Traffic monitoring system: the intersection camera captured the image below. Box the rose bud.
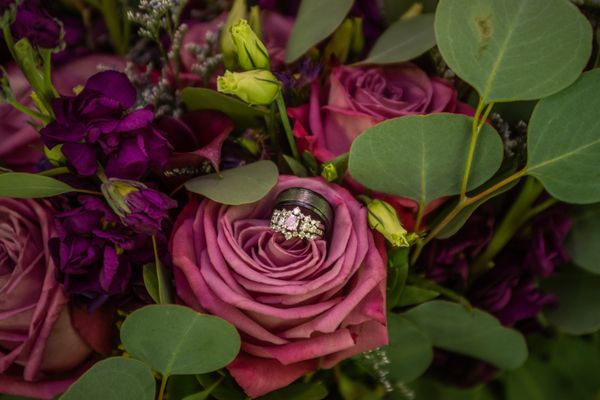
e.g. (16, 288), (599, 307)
(231, 19), (271, 70)
(217, 69), (280, 105)
(362, 197), (415, 247)
(101, 178), (177, 235)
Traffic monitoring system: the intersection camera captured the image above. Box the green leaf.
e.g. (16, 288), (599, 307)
(382, 0), (439, 24)
(142, 263), (159, 304)
(435, 0), (592, 103)
(181, 87), (268, 127)
(185, 161), (279, 205)
(151, 237), (173, 304)
(337, 373), (379, 400)
(258, 381), (328, 400)
(283, 154), (309, 177)
(542, 267), (600, 335)
(348, 114), (503, 205)
(285, 0), (355, 63)
(385, 314), (433, 383)
(567, 204), (600, 274)
(526, 70), (600, 204)
(120, 305), (241, 376)
(387, 247), (410, 310)
(196, 373), (246, 400)
(0, 173), (75, 198)
(397, 285), (440, 307)
(167, 375), (203, 400)
(359, 14), (436, 65)
(504, 358), (576, 400)
(60, 357), (155, 400)
(410, 378), (494, 400)
(404, 301), (528, 369)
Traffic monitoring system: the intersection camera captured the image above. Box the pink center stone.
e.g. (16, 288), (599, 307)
(284, 215), (299, 230)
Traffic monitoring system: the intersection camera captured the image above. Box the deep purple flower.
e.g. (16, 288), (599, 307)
(51, 196), (154, 307)
(9, 0), (62, 49)
(101, 178), (177, 235)
(40, 70), (172, 179)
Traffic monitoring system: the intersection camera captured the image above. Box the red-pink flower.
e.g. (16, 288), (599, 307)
(0, 199), (102, 399)
(171, 176), (387, 398)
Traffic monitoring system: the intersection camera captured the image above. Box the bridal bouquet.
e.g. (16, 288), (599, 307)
(1, 0), (599, 399)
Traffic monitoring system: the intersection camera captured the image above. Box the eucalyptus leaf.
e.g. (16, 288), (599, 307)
(410, 378), (494, 400)
(142, 263), (159, 304)
(504, 358), (576, 400)
(387, 247), (410, 310)
(382, 0), (439, 25)
(348, 114), (503, 205)
(185, 161), (279, 205)
(526, 70), (600, 204)
(542, 267), (600, 335)
(60, 357), (155, 400)
(285, 0), (354, 63)
(385, 314), (433, 383)
(397, 285), (440, 307)
(181, 87), (267, 127)
(435, 0), (592, 103)
(567, 204), (600, 274)
(167, 375), (203, 400)
(0, 173), (75, 198)
(359, 14), (435, 65)
(404, 301), (528, 369)
(258, 381), (328, 400)
(120, 305), (241, 376)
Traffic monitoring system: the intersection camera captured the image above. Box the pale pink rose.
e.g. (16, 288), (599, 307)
(171, 176), (388, 398)
(0, 199), (93, 399)
(0, 54), (125, 172)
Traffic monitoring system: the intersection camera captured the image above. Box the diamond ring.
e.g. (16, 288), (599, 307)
(270, 188), (333, 240)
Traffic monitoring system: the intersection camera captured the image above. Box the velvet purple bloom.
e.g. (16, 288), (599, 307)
(9, 0), (62, 49)
(51, 196), (154, 306)
(40, 71), (171, 179)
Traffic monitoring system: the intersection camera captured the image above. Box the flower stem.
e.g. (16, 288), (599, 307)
(158, 374), (169, 400)
(470, 177), (544, 279)
(275, 93), (300, 160)
(7, 99), (52, 124)
(38, 166), (69, 177)
(2, 24), (17, 61)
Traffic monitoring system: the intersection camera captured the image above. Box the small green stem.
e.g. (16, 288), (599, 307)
(75, 189), (103, 196)
(158, 374), (169, 400)
(38, 166), (69, 177)
(470, 177), (544, 279)
(275, 93), (299, 160)
(2, 24), (17, 61)
(414, 200), (426, 234)
(522, 197), (557, 221)
(460, 100), (494, 199)
(7, 100), (52, 124)
(100, 0), (126, 55)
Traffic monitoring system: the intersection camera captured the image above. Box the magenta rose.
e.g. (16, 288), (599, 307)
(0, 54), (125, 172)
(171, 176), (388, 398)
(291, 63), (472, 162)
(0, 199), (96, 399)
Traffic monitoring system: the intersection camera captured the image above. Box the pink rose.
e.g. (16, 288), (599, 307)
(0, 199), (95, 399)
(171, 176), (388, 398)
(0, 54), (125, 172)
(291, 63), (472, 161)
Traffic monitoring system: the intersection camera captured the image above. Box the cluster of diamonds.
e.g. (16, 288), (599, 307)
(270, 207), (324, 240)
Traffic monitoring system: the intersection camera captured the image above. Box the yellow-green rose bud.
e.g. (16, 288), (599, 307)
(321, 163), (338, 182)
(44, 145), (66, 167)
(220, 0), (247, 70)
(365, 198), (413, 247)
(230, 19), (270, 70)
(217, 70), (280, 106)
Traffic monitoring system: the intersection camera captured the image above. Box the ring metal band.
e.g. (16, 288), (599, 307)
(275, 188), (333, 229)
(270, 188), (333, 240)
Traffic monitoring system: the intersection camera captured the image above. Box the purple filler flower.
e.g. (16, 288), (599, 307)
(101, 178), (177, 235)
(40, 70), (171, 179)
(51, 196), (153, 306)
(10, 0), (62, 49)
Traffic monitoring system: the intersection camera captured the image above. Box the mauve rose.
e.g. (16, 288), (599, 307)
(0, 199), (93, 399)
(171, 176), (388, 398)
(291, 63), (472, 162)
(0, 55), (125, 172)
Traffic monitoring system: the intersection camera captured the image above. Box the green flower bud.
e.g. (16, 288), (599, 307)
(230, 19), (270, 70)
(217, 70), (280, 106)
(44, 144), (66, 167)
(220, 0), (247, 70)
(364, 198), (414, 247)
(321, 163), (338, 182)
(101, 178), (140, 218)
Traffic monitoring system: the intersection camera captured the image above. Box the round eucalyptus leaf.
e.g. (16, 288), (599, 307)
(404, 301), (528, 369)
(348, 114), (503, 205)
(60, 357), (155, 400)
(385, 314), (433, 383)
(567, 204), (600, 274)
(185, 161), (279, 205)
(526, 70), (600, 204)
(542, 267), (600, 335)
(120, 305), (241, 376)
(435, 0), (592, 103)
